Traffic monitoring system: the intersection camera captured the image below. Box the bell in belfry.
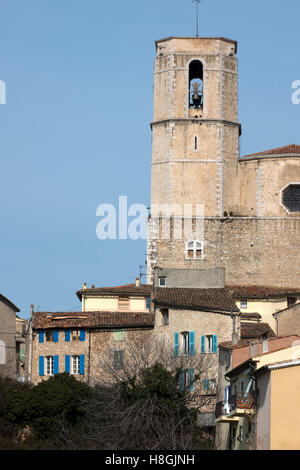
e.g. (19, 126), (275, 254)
(192, 81), (202, 108)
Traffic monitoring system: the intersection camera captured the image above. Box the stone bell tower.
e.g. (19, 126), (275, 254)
(147, 36), (241, 280)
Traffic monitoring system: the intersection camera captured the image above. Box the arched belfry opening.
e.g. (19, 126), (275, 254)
(189, 60), (203, 109)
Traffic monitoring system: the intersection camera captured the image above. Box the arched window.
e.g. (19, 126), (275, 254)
(189, 60), (203, 109)
(186, 241), (204, 260)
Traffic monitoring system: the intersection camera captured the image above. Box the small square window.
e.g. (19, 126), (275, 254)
(161, 309), (169, 326)
(71, 330), (80, 341)
(45, 331), (53, 342)
(159, 277), (166, 287)
(240, 300), (247, 309)
(119, 297), (130, 310)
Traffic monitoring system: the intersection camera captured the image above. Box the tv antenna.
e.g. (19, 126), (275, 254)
(193, 0), (204, 37)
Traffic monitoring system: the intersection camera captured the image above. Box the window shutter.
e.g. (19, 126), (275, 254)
(53, 355), (59, 375)
(65, 330), (70, 342)
(201, 335), (205, 353)
(174, 332), (180, 356)
(65, 355), (70, 373)
(80, 330), (86, 342)
(179, 371), (184, 391)
(189, 369), (194, 392)
(79, 354), (85, 375)
(39, 331), (44, 343)
(53, 331), (59, 343)
(213, 335), (218, 353)
(189, 331), (195, 356)
(204, 379), (210, 391)
(39, 356), (44, 376)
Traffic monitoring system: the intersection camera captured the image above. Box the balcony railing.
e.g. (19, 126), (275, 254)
(215, 392), (256, 419)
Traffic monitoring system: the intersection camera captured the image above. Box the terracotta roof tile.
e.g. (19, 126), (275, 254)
(33, 311), (154, 330)
(153, 287), (239, 313)
(241, 144), (300, 159)
(76, 284), (152, 300)
(241, 322), (276, 340)
(226, 285), (300, 299)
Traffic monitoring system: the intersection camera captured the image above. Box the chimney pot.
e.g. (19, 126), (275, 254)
(136, 277), (140, 287)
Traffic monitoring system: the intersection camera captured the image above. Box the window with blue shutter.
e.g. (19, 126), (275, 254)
(65, 355), (70, 373)
(189, 331), (195, 356)
(53, 331), (59, 343)
(80, 330), (85, 342)
(189, 369), (194, 392)
(39, 356), (44, 376)
(203, 379), (210, 391)
(201, 335), (205, 353)
(53, 355), (59, 375)
(79, 354), (84, 375)
(174, 332), (179, 356)
(213, 335), (218, 353)
(179, 371), (185, 391)
(65, 330), (70, 342)
(39, 331), (44, 343)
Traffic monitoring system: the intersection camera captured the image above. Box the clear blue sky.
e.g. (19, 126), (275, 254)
(0, 0), (299, 318)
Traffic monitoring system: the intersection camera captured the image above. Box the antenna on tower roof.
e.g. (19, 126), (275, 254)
(193, 0), (204, 37)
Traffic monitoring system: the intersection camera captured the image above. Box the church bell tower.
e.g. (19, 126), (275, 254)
(147, 36), (241, 280)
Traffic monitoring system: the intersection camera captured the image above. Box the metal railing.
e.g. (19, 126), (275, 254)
(215, 392), (256, 418)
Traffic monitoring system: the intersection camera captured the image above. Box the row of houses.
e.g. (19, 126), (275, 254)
(1, 267), (300, 447)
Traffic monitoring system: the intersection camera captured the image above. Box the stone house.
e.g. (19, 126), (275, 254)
(0, 292), (20, 379)
(273, 302), (300, 336)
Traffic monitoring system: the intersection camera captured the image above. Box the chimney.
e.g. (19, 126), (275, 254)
(231, 313), (238, 345)
(83, 283), (87, 290)
(136, 277), (140, 287)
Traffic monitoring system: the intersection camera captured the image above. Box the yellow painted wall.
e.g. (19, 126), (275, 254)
(237, 299), (288, 332)
(255, 344), (300, 367)
(82, 296), (147, 312)
(270, 366), (300, 450)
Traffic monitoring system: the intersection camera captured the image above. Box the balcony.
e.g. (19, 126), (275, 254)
(215, 393), (256, 423)
(228, 392), (256, 416)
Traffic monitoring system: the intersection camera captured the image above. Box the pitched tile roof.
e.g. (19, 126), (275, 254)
(226, 285), (300, 299)
(240, 312), (262, 321)
(152, 287), (239, 313)
(33, 311), (154, 330)
(241, 144), (300, 159)
(241, 322), (276, 340)
(76, 284), (152, 300)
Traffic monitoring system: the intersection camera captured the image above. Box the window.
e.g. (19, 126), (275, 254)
(71, 355), (80, 375)
(240, 300), (247, 309)
(240, 380), (244, 397)
(113, 330), (126, 342)
(45, 356), (54, 376)
(189, 60), (203, 109)
(118, 297), (130, 310)
(113, 350), (124, 370)
(71, 330), (80, 341)
(45, 331), (53, 342)
(186, 241), (203, 260)
(174, 331), (195, 356)
(158, 276), (166, 287)
(288, 296), (297, 307)
(161, 308), (169, 326)
(282, 184), (300, 212)
(203, 378), (210, 391)
(194, 136), (198, 150)
(179, 369), (194, 391)
(201, 335), (218, 354)
(182, 332), (190, 355)
(146, 297), (151, 310)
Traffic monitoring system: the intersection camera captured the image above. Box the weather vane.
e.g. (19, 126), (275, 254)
(193, 0), (204, 37)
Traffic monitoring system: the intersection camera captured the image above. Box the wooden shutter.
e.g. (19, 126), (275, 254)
(39, 356), (44, 376)
(65, 355), (70, 373)
(53, 355), (59, 375)
(213, 335), (218, 353)
(80, 330), (86, 342)
(65, 330), (70, 342)
(174, 332), (180, 356)
(189, 331), (195, 356)
(53, 331), (59, 343)
(39, 331), (44, 343)
(201, 335), (205, 353)
(79, 354), (85, 375)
